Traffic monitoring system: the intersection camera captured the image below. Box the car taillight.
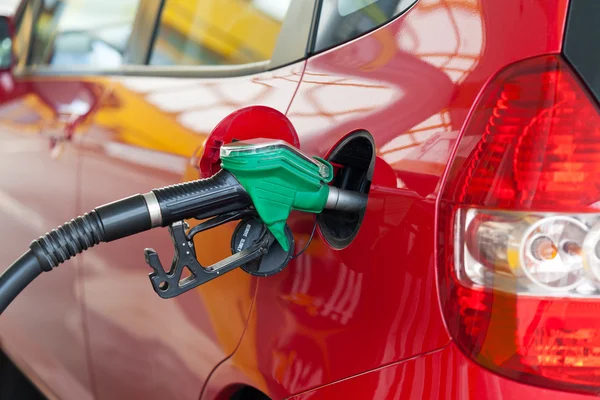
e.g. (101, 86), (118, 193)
(438, 55), (600, 394)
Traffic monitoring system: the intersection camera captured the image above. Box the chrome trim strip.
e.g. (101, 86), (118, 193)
(16, 60), (271, 78)
(270, 0), (317, 67)
(143, 191), (162, 228)
(16, 0), (314, 78)
(125, 0), (164, 65)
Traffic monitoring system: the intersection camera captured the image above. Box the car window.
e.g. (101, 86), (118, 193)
(313, 0), (416, 54)
(0, 18), (11, 69)
(149, 0), (292, 66)
(29, 0), (141, 68)
(13, 1), (34, 68)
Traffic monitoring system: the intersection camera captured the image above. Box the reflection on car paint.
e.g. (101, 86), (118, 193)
(76, 63), (304, 400)
(0, 0), (575, 398)
(203, 0), (572, 398)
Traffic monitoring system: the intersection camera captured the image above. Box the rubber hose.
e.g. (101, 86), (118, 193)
(0, 251), (42, 313)
(29, 212), (105, 271)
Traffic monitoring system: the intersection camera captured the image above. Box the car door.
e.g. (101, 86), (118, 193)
(75, 1), (315, 399)
(0, 1), (123, 399)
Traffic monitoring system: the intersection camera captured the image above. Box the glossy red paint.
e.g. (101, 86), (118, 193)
(204, 0), (572, 398)
(0, 79), (105, 400)
(199, 105), (300, 178)
(0, 0), (587, 399)
(76, 63), (304, 400)
(287, 343), (595, 400)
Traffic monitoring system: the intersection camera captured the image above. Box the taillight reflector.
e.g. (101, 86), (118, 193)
(439, 55), (600, 394)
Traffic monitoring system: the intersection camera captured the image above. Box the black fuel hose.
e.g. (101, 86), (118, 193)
(0, 170), (251, 314)
(0, 251), (43, 312)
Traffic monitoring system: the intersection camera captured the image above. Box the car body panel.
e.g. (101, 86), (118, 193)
(287, 343), (595, 400)
(0, 0), (583, 399)
(0, 77), (106, 400)
(75, 62), (304, 400)
(202, 0), (570, 398)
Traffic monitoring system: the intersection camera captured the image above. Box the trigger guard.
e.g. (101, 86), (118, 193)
(145, 219), (274, 298)
(231, 217), (294, 277)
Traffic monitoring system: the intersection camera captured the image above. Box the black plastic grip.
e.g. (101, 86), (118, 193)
(29, 211), (105, 271)
(95, 194), (152, 242)
(153, 170), (251, 226)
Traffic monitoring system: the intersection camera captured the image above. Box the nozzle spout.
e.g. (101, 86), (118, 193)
(325, 187), (368, 213)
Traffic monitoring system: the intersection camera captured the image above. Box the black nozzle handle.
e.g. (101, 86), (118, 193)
(96, 169), (251, 243)
(151, 169), (252, 227)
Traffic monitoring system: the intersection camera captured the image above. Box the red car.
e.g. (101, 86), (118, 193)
(0, 0), (598, 399)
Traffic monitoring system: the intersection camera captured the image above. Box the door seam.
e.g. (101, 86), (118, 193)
(283, 341), (452, 399)
(76, 83), (118, 400)
(284, 60), (308, 117)
(198, 280), (260, 400)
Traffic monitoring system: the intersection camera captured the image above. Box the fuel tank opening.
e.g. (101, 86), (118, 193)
(318, 131), (375, 249)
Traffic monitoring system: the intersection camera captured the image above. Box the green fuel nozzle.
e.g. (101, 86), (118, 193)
(221, 139), (334, 251)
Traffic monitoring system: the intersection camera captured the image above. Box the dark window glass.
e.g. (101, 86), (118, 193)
(0, 19), (11, 69)
(149, 0), (292, 66)
(313, 0), (416, 53)
(29, 0), (141, 68)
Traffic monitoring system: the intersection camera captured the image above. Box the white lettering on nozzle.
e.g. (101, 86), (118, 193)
(236, 223), (253, 252)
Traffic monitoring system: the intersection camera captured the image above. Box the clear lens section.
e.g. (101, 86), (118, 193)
(583, 221), (600, 286)
(459, 208), (600, 295)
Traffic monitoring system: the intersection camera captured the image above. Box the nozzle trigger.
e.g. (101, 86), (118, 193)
(144, 215), (273, 298)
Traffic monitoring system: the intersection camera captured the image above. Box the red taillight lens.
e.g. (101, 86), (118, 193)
(439, 55), (600, 394)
